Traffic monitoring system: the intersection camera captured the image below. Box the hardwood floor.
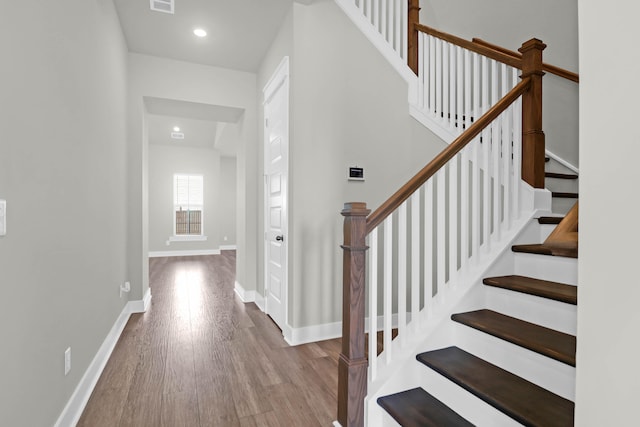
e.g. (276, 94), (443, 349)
(79, 252), (341, 426)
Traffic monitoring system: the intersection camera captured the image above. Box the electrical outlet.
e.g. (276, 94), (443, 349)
(64, 347), (71, 376)
(224, 236), (228, 241)
(0, 199), (6, 236)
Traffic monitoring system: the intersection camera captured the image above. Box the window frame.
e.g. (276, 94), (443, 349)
(170, 173), (206, 241)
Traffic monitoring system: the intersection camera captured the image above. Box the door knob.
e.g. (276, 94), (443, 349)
(275, 235), (284, 242)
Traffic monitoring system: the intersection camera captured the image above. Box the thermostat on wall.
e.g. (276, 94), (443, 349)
(348, 166), (364, 181)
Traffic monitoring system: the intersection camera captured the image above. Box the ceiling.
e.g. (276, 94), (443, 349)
(145, 97), (243, 156)
(113, 0), (295, 72)
(115, 0), (306, 157)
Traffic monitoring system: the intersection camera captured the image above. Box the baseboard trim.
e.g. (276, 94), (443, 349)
(219, 245), (237, 250)
(254, 292), (266, 312)
(127, 288), (152, 313)
(284, 322), (342, 346)
(283, 313), (411, 347)
(148, 249), (221, 258)
(234, 281), (256, 303)
(54, 292), (151, 427)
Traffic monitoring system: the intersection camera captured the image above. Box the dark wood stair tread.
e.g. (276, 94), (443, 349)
(552, 192), (579, 199)
(538, 216), (564, 224)
(512, 243), (578, 258)
(451, 309), (576, 366)
(377, 388), (473, 427)
(417, 347), (574, 426)
(483, 275), (577, 305)
(545, 172), (578, 180)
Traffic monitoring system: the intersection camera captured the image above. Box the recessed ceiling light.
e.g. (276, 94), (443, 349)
(173, 126), (180, 132)
(193, 28), (207, 38)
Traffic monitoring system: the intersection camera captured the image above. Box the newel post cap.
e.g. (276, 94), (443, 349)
(519, 38), (547, 54)
(342, 202), (370, 217)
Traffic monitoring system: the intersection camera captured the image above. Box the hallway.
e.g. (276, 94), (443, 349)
(78, 252), (340, 426)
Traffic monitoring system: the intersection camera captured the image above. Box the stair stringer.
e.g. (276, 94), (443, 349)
(364, 212), (554, 427)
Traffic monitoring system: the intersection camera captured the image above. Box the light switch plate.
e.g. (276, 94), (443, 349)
(0, 200), (5, 236)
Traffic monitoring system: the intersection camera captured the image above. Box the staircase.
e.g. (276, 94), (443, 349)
(334, 2), (579, 426)
(374, 154), (579, 427)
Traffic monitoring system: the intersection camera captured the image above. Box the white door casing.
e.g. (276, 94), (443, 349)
(263, 57), (289, 333)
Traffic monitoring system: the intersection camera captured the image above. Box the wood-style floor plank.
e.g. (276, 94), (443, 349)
(78, 252), (340, 426)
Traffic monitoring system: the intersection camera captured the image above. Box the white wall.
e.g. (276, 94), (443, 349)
(127, 54), (257, 299)
(575, 1), (640, 424)
(257, 0), (445, 330)
(422, 0), (580, 167)
(148, 144), (236, 253)
(0, 0), (129, 425)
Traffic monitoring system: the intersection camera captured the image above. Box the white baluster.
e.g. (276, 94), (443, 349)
(472, 52), (481, 260)
(424, 179), (434, 317)
(368, 227), (378, 380)
(411, 192), (420, 329)
(372, 0), (379, 30)
(398, 202), (407, 347)
(464, 49), (471, 131)
(383, 216), (393, 364)
(460, 145), (470, 270)
(449, 43), (457, 130)
(449, 155), (458, 284)
(401, 0), (408, 60)
(366, 0), (373, 23)
(435, 38), (442, 120)
(482, 56), (491, 252)
(457, 46), (464, 135)
(429, 36), (436, 115)
(443, 42), (449, 125)
(395, 0), (401, 55)
(418, 33), (425, 111)
(501, 64), (512, 230)
(513, 95), (522, 220)
(358, 0), (364, 13)
(381, 0), (388, 42)
(492, 59), (501, 242)
(437, 168), (446, 297)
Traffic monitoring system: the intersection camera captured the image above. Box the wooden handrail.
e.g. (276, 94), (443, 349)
(366, 76), (532, 233)
(472, 38), (579, 83)
(414, 23), (523, 69)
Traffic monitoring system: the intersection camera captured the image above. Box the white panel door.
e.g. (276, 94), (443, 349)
(263, 58), (289, 333)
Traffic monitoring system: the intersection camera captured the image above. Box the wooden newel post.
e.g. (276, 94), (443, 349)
(519, 38), (547, 188)
(338, 202), (370, 427)
(407, 0), (421, 75)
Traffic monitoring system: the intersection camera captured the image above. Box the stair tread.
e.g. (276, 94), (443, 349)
(417, 347), (574, 427)
(452, 309), (576, 366)
(545, 172), (578, 180)
(483, 275), (577, 305)
(512, 243), (578, 259)
(377, 388), (474, 427)
(538, 216), (564, 224)
(552, 191), (579, 199)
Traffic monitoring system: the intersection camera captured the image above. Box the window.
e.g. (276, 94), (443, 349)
(173, 174), (203, 236)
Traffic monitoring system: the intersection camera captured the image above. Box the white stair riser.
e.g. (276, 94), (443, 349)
(452, 322), (576, 400)
(484, 285), (577, 335)
(514, 252), (578, 285)
(552, 197), (578, 215)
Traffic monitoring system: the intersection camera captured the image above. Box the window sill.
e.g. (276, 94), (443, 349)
(169, 235), (207, 242)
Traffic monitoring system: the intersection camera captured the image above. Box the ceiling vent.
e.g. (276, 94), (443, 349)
(150, 0), (174, 14)
(171, 132), (184, 140)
